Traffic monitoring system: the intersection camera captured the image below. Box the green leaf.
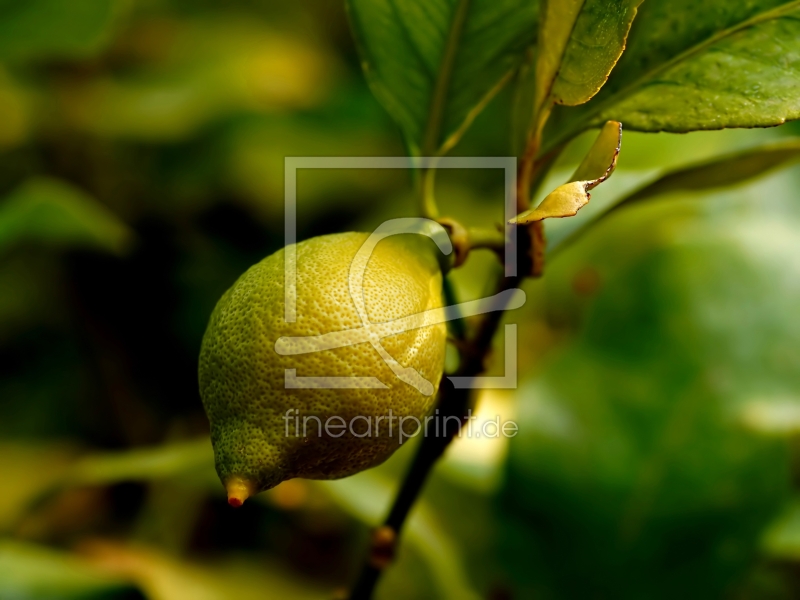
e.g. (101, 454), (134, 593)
(510, 120), (621, 223)
(0, 442), (78, 531)
(0, 0), (126, 61)
(0, 541), (138, 599)
(347, 0), (539, 155)
(620, 139), (800, 205)
(552, 138), (800, 255)
(545, 0), (800, 150)
(67, 438), (215, 486)
(0, 177), (134, 256)
(535, 0), (643, 112)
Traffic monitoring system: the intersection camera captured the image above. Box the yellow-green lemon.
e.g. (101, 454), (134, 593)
(199, 232), (446, 505)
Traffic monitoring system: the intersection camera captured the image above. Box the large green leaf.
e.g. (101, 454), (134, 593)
(544, 0), (800, 151)
(0, 0), (125, 61)
(500, 207), (799, 597)
(0, 177), (134, 256)
(534, 0), (642, 111)
(347, 0), (539, 155)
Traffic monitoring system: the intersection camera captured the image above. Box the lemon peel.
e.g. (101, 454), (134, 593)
(199, 232), (446, 503)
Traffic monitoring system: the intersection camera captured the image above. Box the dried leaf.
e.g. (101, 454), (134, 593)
(511, 121), (621, 224)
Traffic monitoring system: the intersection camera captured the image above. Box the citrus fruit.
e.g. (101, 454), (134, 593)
(199, 232), (446, 505)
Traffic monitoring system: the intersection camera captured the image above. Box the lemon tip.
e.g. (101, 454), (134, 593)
(225, 476), (256, 508)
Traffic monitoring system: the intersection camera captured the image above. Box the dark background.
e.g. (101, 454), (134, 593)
(2, 1), (800, 598)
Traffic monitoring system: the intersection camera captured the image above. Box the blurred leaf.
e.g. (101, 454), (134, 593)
(0, 443), (79, 532)
(60, 18), (338, 141)
(618, 139), (800, 205)
(501, 208), (799, 598)
(534, 0), (642, 110)
(511, 121), (621, 223)
(347, 0), (539, 155)
(545, 0), (800, 151)
(80, 540), (324, 600)
(0, 540), (139, 599)
(0, 177), (134, 256)
(553, 138), (800, 255)
(762, 499), (800, 561)
(66, 438), (216, 487)
(0, 0), (126, 61)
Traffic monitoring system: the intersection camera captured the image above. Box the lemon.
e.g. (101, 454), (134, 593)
(199, 232), (446, 505)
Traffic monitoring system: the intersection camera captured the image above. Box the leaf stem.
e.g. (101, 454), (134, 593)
(421, 0), (471, 157)
(466, 226), (506, 254)
(419, 168), (440, 219)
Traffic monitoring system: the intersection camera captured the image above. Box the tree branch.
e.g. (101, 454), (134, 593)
(347, 110), (547, 598)
(346, 271), (523, 600)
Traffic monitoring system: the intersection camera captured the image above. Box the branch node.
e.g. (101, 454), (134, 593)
(368, 526), (397, 570)
(437, 217), (469, 268)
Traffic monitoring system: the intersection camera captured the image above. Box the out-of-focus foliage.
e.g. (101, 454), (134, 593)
(3, 0), (800, 599)
(502, 199), (800, 598)
(0, 540), (139, 599)
(0, 0), (125, 61)
(0, 177), (134, 256)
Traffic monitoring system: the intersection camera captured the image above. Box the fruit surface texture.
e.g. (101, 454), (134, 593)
(199, 232), (446, 503)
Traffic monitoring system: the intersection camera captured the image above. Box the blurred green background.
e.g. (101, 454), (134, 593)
(3, 1), (800, 599)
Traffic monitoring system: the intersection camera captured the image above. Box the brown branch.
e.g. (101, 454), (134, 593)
(346, 273), (525, 600)
(346, 113), (547, 599)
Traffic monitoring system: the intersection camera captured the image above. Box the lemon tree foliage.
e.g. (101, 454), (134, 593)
(544, 0), (800, 151)
(346, 0), (539, 155)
